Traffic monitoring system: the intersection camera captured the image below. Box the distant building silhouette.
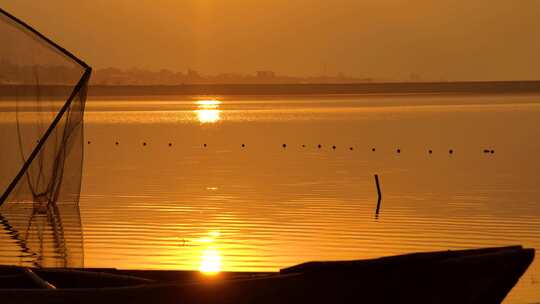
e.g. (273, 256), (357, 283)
(84, 67), (382, 85)
(256, 71), (276, 80)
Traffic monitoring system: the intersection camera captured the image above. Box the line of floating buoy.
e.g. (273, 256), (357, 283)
(86, 141), (497, 155)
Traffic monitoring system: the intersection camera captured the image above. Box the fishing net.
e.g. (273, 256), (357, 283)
(0, 8), (90, 268)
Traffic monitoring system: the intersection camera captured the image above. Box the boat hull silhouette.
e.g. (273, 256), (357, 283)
(0, 246), (534, 304)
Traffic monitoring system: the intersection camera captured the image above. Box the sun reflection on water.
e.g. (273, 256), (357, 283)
(196, 100), (221, 107)
(195, 100), (222, 124)
(196, 109), (221, 123)
(200, 248), (222, 275)
(198, 230), (222, 275)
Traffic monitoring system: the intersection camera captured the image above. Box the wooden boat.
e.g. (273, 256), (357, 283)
(0, 245), (534, 304)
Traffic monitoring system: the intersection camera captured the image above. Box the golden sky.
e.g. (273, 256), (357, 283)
(2, 0), (539, 80)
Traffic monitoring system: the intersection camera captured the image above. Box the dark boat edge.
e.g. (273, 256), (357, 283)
(281, 244), (533, 273)
(0, 245), (535, 304)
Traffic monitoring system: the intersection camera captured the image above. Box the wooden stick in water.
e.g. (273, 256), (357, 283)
(375, 174), (382, 216)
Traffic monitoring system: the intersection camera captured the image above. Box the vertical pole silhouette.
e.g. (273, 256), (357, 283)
(375, 174), (382, 216)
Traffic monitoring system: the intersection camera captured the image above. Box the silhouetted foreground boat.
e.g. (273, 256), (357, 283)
(0, 245), (534, 304)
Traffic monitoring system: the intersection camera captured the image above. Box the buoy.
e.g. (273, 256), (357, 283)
(372, 148), (376, 152)
(332, 145), (336, 150)
(302, 144), (306, 148)
(397, 149), (401, 154)
(143, 142), (147, 146)
(349, 147), (353, 151)
(115, 142), (119, 145)
(429, 150), (433, 154)
(87, 141), (91, 145)
(241, 144), (245, 148)
(449, 149), (453, 154)
(491, 150), (495, 154)
(282, 144), (287, 148)
(203, 144), (207, 148)
(318, 144), (322, 149)
(169, 143), (172, 147)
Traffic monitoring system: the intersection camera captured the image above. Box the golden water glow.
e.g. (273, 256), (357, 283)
(195, 99), (221, 123)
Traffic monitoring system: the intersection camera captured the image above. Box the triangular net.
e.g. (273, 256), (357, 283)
(0, 8), (90, 268)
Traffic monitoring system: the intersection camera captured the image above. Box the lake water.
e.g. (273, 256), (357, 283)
(2, 93), (540, 303)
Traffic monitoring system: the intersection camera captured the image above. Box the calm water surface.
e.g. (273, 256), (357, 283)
(2, 94), (540, 303)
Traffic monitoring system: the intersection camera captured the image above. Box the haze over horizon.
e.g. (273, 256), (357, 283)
(1, 0), (539, 81)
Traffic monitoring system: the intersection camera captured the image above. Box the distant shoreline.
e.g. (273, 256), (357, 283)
(2, 81), (540, 98)
(89, 81), (540, 97)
